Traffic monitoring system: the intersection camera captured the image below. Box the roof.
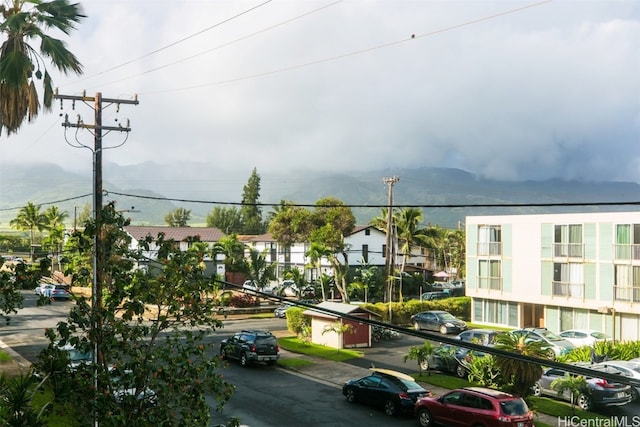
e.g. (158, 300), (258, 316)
(347, 224), (385, 236)
(303, 301), (380, 319)
(238, 233), (276, 243)
(124, 226), (226, 242)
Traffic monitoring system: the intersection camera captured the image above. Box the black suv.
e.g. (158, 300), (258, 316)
(220, 330), (280, 367)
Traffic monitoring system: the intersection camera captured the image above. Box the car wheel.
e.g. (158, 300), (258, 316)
(577, 393), (592, 411)
(345, 388), (356, 403)
(417, 408), (433, 427)
(439, 325), (448, 335)
(383, 399), (396, 416)
(420, 359), (429, 371)
(630, 387), (639, 402)
(414, 322), (421, 331)
(456, 364), (467, 378)
(531, 382), (541, 397)
(240, 353), (249, 368)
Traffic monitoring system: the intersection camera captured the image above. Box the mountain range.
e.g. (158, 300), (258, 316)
(2, 162), (640, 229)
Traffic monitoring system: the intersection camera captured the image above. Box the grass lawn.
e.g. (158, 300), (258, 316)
(277, 336), (363, 362)
(0, 349), (12, 363)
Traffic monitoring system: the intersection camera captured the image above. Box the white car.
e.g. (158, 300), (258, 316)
(558, 329), (608, 347)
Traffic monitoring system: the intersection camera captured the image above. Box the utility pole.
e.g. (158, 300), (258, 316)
(383, 176), (399, 309)
(54, 90), (138, 427)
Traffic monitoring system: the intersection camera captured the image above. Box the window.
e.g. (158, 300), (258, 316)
(554, 224), (583, 258)
(614, 265), (640, 302)
(478, 225), (501, 256)
(478, 260), (502, 290)
(362, 244), (369, 263)
(552, 263), (584, 298)
(614, 224), (640, 260)
(365, 228), (370, 236)
(472, 299), (518, 326)
(382, 244), (386, 258)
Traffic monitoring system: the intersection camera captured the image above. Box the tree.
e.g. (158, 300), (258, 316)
(0, 268), (24, 324)
(206, 206), (242, 234)
(9, 201), (46, 260)
(550, 374), (589, 415)
(0, 0), (85, 136)
(42, 205), (68, 271)
(164, 207), (191, 227)
(494, 331), (554, 397)
(240, 167), (265, 234)
(32, 203), (234, 425)
(245, 247), (276, 298)
(0, 370), (48, 426)
(394, 207), (424, 302)
(403, 341), (434, 376)
(305, 242), (332, 301)
(214, 234), (246, 273)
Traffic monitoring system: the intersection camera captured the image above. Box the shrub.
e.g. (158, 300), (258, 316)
(360, 296), (471, 325)
(227, 293), (257, 308)
(286, 307), (310, 336)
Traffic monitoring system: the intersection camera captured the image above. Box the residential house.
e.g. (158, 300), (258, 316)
(303, 301), (380, 348)
(124, 226), (226, 277)
(466, 212), (640, 342)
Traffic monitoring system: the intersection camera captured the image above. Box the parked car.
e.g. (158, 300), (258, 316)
(455, 329), (501, 347)
(593, 360), (640, 401)
(342, 368), (431, 416)
(273, 280), (298, 297)
(220, 330), (280, 367)
(558, 329), (609, 347)
(274, 302), (294, 318)
(510, 327), (574, 358)
(427, 282), (452, 292)
(35, 283), (71, 299)
(410, 310), (467, 335)
(59, 342), (92, 371)
(420, 291), (448, 301)
(420, 344), (487, 378)
(532, 363), (633, 411)
(415, 386), (534, 427)
(242, 280), (273, 295)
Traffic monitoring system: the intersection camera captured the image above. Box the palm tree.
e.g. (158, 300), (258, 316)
(245, 247), (276, 300)
(494, 331), (554, 397)
(42, 205), (68, 270)
(394, 207), (424, 301)
(305, 242), (332, 300)
(0, 0), (85, 136)
(9, 201), (46, 260)
(550, 374), (589, 415)
(403, 341), (434, 376)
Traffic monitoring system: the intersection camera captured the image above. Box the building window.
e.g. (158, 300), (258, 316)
(554, 224), (583, 258)
(269, 242), (277, 262)
(478, 260), (502, 290)
(472, 298), (518, 327)
(614, 224), (640, 260)
(362, 244), (369, 263)
(552, 262), (584, 298)
(477, 225), (501, 256)
(365, 228), (370, 236)
(382, 244), (386, 258)
(614, 264), (640, 302)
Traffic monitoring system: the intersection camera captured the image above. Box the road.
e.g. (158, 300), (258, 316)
(3, 291), (639, 423)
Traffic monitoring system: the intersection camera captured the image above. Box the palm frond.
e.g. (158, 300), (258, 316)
(37, 34), (82, 74)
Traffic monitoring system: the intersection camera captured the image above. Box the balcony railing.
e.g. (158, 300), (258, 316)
(613, 285), (640, 303)
(613, 244), (640, 261)
(553, 243), (584, 258)
(552, 281), (585, 298)
(477, 276), (502, 290)
(477, 242), (502, 256)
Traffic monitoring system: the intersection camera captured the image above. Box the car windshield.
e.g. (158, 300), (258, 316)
(439, 313), (456, 320)
(591, 331), (607, 340)
(500, 398), (529, 415)
(539, 330), (563, 341)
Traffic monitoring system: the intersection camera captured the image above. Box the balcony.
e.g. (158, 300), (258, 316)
(613, 285), (640, 303)
(477, 276), (502, 291)
(553, 243), (584, 259)
(477, 242), (502, 256)
(552, 281), (584, 298)
(613, 244), (640, 261)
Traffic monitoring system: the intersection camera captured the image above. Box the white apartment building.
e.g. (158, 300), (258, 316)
(466, 211), (640, 342)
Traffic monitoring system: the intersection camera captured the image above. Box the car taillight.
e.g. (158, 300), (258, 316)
(398, 392), (410, 399)
(596, 379), (616, 388)
(250, 345), (256, 352)
(276, 344), (280, 352)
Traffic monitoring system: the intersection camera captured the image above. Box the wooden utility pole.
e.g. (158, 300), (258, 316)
(383, 176), (399, 305)
(54, 90), (138, 427)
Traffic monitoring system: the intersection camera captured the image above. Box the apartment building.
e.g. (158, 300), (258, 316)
(466, 211), (640, 342)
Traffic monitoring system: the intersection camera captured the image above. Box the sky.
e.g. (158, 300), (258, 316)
(1, 0), (639, 187)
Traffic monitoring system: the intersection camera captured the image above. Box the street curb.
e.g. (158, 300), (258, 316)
(0, 338), (32, 374)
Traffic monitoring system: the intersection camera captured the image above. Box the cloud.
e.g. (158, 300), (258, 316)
(1, 0), (639, 190)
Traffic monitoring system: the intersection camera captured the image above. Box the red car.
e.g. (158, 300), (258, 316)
(415, 387), (533, 427)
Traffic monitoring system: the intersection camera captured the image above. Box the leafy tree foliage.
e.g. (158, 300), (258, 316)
(245, 247), (276, 296)
(0, 269), (24, 324)
(240, 168), (266, 234)
(164, 207), (191, 227)
(206, 206), (242, 234)
(32, 203), (234, 426)
(0, 370), (47, 426)
(494, 331), (553, 397)
(403, 341), (434, 376)
(0, 0), (85, 136)
(9, 201), (46, 260)
(214, 234), (247, 273)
